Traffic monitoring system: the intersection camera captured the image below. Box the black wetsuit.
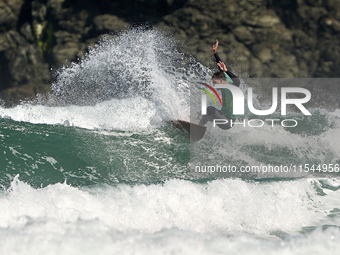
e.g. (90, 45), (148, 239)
(214, 53), (240, 87)
(199, 53), (240, 130)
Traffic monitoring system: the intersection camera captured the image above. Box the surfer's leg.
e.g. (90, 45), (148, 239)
(213, 110), (234, 130)
(199, 106), (234, 130)
(198, 115), (209, 126)
(199, 106), (218, 125)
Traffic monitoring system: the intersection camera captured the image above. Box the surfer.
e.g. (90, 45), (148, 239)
(199, 40), (240, 130)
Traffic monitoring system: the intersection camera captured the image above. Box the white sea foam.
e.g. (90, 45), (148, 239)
(1, 221), (340, 255)
(0, 176), (340, 254)
(0, 97), (157, 130)
(1, 176), (339, 234)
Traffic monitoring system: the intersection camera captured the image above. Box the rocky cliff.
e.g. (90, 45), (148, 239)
(0, 0), (339, 105)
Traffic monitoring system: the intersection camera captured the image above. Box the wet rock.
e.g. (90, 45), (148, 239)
(51, 30), (82, 65)
(0, 32), (10, 51)
(320, 18), (340, 33)
(0, 0), (24, 32)
(252, 44), (273, 63)
(54, 30), (81, 44)
(32, 1), (47, 22)
(58, 10), (89, 34)
(52, 43), (82, 66)
(245, 14), (281, 27)
(0, 31), (49, 92)
(233, 26), (254, 45)
(249, 57), (263, 77)
(20, 22), (35, 42)
(4, 0), (24, 15)
(46, 0), (67, 19)
(93, 14), (129, 33)
(2, 0), (340, 103)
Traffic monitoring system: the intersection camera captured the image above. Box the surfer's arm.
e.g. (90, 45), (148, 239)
(214, 52), (222, 64)
(215, 53), (240, 87)
(213, 40), (218, 54)
(213, 41), (225, 69)
(226, 70), (240, 87)
(213, 40), (240, 86)
(217, 61), (227, 72)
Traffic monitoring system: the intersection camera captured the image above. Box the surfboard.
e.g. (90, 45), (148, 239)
(168, 120), (206, 142)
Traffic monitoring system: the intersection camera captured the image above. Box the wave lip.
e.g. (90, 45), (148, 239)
(0, 97), (157, 130)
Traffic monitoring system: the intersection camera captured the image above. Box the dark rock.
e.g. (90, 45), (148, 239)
(249, 57), (263, 77)
(54, 30), (81, 44)
(244, 14), (281, 27)
(51, 30), (82, 66)
(52, 42), (82, 66)
(46, 0), (67, 19)
(0, 32), (10, 52)
(252, 43), (273, 62)
(0, 0), (24, 32)
(20, 22), (35, 42)
(233, 26), (255, 45)
(2, 0), (340, 104)
(32, 1), (47, 22)
(0, 30), (49, 98)
(58, 10), (89, 34)
(4, 0), (25, 16)
(93, 14), (129, 33)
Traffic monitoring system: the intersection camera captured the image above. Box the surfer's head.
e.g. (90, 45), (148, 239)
(212, 71), (239, 86)
(212, 71), (228, 84)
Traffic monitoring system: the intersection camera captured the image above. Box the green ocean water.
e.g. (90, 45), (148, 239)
(0, 118), (190, 188)
(2, 108), (337, 189)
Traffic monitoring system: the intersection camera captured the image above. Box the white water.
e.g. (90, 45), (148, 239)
(0, 97), (158, 130)
(1, 222), (340, 255)
(46, 28), (199, 122)
(0, 29), (214, 130)
(0, 176), (340, 254)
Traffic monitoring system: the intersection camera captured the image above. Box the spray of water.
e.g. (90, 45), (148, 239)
(38, 28), (212, 122)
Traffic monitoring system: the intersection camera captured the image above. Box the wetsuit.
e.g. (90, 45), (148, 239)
(199, 53), (240, 130)
(214, 53), (240, 87)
